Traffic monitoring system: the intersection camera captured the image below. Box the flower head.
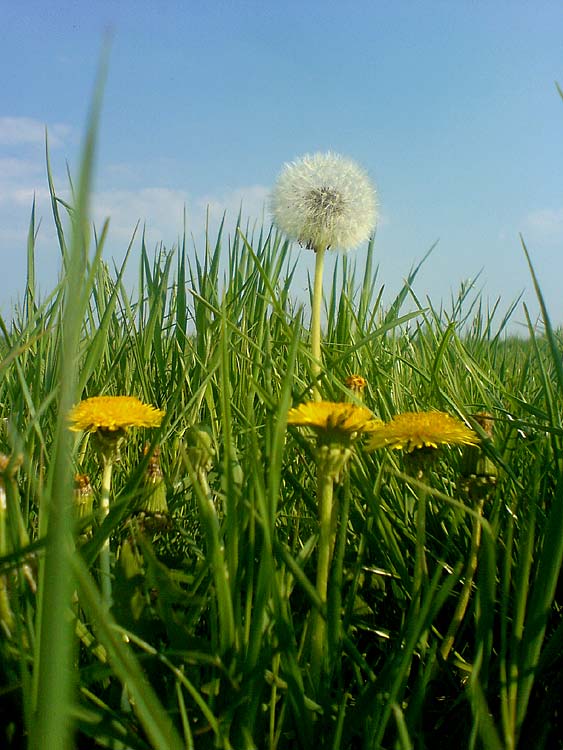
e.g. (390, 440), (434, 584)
(271, 152), (378, 251)
(366, 411), (479, 453)
(68, 396), (164, 433)
(288, 401), (379, 441)
(289, 401), (380, 480)
(344, 374), (368, 402)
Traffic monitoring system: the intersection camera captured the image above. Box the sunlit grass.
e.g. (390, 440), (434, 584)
(1, 105), (563, 750)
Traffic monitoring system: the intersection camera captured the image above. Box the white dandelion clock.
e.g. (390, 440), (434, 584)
(271, 152), (378, 251)
(271, 151), (378, 400)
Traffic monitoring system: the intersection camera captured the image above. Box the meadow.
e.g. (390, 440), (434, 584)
(1, 95), (563, 750)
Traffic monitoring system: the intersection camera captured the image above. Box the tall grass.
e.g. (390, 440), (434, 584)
(1, 108), (563, 750)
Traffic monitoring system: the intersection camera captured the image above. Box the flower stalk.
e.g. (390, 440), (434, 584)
(93, 430), (125, 610)
(440, 496), (485, 662)
(310, 246), (326, 400)
(184, 426), (235, 655)
(441, 413), (496, 661)
(68, 395), (164, 610)
(310, 444), (349, 687)
(287, 400), (378, 692)
(99, 454), (114, 609)
(404, 450), (436, 613)
(0, 482), (14, 636)
(272, 153), (377, 400)
(414, 489), (428, 613)
(366, 411), (480, 621)
(326, 466), (351, 667)
(0, 454), (24, 638)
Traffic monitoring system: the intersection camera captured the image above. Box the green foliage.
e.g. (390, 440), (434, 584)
(2, 118), (563, 750)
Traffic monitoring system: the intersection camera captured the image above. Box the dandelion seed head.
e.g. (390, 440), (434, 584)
(271, 152), (378, 251)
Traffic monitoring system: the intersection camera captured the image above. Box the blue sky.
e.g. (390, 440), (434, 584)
(2, 1), (562, 331)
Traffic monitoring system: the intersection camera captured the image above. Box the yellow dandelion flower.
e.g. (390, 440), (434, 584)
(366, 411), (479, 453)
(287, 401), (380, 438)
(68, 396), (164, 433)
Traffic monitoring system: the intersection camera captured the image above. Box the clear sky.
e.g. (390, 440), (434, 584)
(2, 1), (562, 332)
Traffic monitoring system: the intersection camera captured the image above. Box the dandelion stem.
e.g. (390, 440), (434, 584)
(99, 457), (114, 610)
(0, 575), (14, 637)
(327, 471), (350, 663)
(440, 496), (485, 661)
(413, 485), (428, 616)
(310, 456), (335, 690)
(0, 491), (14, 636)
(185, 450), (236, 655)
(310, 245), (326, 401)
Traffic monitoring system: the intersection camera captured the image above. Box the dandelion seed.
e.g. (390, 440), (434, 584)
(272, 152), (377, 400)
(271, 152), (378, 251)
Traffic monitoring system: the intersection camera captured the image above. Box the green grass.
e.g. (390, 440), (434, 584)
(2, 102), (563, 750)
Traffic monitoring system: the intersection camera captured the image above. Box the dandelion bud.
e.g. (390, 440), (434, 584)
(0, 453), (25, 553)
(344, 374), (368, 402)
(74, 473), (94, 542)
(137, 446), (170, 528)
(0, 453), (23, 638)
(74, 473), (94, 519)
(117, 537), (145, 621)
(185, 426), (215, 474)
(462, 413), (497, 500)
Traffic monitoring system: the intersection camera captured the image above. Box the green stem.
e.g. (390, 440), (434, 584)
(440, 497), (485, 661)
(0, 497), (11, 637)
(99, 458), (114, 610)
(190, 461), (235, 655)
(327, 471), (350, 665)
(310, 245), (326, 401)
(413, 486), (428, 617)
(0, 575), (14, 637)
(310, 458), (335, 690)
